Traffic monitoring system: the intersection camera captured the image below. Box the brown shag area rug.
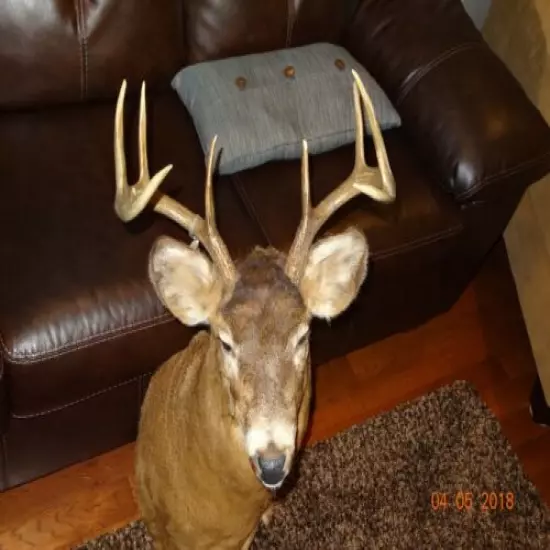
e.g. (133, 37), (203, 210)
(76, 381), (550, 549)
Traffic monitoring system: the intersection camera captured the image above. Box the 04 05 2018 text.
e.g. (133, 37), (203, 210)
(430, 491), (516, 512)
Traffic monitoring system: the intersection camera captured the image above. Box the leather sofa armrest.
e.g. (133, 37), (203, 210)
(344, 0), (550, 203)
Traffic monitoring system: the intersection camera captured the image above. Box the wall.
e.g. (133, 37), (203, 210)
(482, 0), (550, 402)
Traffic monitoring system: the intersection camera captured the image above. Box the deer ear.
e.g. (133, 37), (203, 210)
(300, 227), (369, 320)
(148, 236), (224, 326)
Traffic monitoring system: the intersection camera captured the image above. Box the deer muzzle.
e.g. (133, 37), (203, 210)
(245, 421), (296, 490)
(253, 447), (289, 489)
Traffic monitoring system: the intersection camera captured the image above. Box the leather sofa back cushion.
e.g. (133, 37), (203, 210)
(0, 0), (363, 109)
(182, 0), (361, 64)
(183, 0), (288, 64)
(0, 0), (185, 109)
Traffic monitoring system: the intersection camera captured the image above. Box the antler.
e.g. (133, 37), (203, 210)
(114, 80), (237, 284)
(285, 69), (396, 284)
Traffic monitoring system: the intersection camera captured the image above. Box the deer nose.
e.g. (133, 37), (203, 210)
(256, 451), (286, 487)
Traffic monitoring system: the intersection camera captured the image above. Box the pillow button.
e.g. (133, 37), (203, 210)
(335, 59), (346, 71)
(283, 65), (296, 79)
(235, 76), (247, 90)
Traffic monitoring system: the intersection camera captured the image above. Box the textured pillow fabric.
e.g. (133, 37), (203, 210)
(171, 43), (401, 175)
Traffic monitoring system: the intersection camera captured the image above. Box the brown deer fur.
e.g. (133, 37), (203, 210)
(135, 237), (368, 549)
(114, 71), (395, 549)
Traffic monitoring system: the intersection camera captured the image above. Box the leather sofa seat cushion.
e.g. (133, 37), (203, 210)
(0, 92), (267, 418)
(233, 129), (464, 264)
(0, 92), (463, 420)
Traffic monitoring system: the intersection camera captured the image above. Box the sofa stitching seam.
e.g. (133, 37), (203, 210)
(396, 42), (482, 106)
(74, 0), (86, 99)
(372, 224), (462, 260)
(286, 0), (299, 46)
(286, 0), (292, 46)
(456, 149), (550, 200)
(10, 373), (153, 419)
(231, 174), (273, 246)
(0, 312), (175, 364)
(80, 0), (89, 98)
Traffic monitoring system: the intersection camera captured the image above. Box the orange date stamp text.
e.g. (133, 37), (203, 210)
(430, 491), (516, 512)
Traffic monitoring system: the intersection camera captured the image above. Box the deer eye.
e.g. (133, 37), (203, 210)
(296, 332), (309, 348)
(219, 336), (234, 354)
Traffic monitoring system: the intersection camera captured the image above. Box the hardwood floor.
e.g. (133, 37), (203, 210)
(0, 241), (548, 550)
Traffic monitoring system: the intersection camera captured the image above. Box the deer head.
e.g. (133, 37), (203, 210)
(114, 71), (395, 490)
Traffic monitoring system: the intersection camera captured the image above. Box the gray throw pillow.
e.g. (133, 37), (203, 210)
(171, 43), (401, 175)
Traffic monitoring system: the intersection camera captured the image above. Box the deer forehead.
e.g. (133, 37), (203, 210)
(219, 248), (308, 344)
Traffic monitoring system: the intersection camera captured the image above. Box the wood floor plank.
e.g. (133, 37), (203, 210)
(0, 241), (548, 549)
(0, 476), (137, 550)
(516, 433), (550, 481)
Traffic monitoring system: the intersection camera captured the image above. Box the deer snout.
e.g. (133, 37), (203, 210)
(245, 422), (296, 489)
(254, 449), (287, 488)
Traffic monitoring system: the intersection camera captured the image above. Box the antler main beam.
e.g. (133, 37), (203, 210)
(285, 69), (396, 284)
(114, 80), (236, 284)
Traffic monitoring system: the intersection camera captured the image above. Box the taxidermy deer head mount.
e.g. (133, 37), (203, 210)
(114, 70), (395, 490)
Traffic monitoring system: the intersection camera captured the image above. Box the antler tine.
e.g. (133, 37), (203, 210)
(204, 135), (237, 281)
(113, 80), (236, 284)
(351, 69), (396, 203)
(114, 80), (174, 222)
(285, 70), (396, 283)
(284, 140), (312, 283)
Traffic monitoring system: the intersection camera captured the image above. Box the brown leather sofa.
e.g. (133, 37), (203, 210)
(1, 0), (550, 493)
